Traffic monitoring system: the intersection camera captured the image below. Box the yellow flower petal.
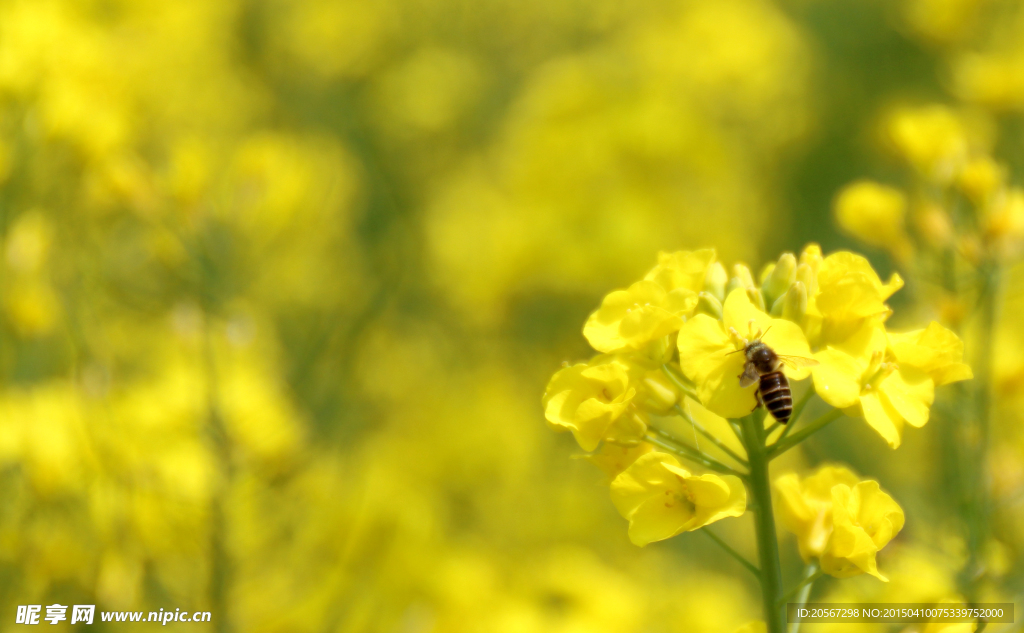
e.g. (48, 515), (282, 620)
(816, 271), (887, 321)
(820, 481), (904, 581)
(888, 322), (973, 386)
(699, 352), (757, 419)
(645, 249), (717, 293)
(697, 473), (747, 526)
(723, 287), (773, 340)
(542, 359), (638, 451)
(811, 347), (863, 409)
(584, 280), (697, 353)
(853, 481), (906, 548)
(626, 495), (697, 546)
(677, 313), (758, 419)
(812, 252), (903, 346)
(879, 367), (934, 429)
(775, 465), (860, 560)
(610, 452), (746, 546)
(663, 465), (730, 506)
(834, 181), (912, 260)
(821, 484), (887, 580)
(831, 318), (888, 362)
(860, 390), (904, 449)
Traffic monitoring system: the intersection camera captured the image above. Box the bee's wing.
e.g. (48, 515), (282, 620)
(777, 354), (820, 369)
(738, 362), (759, 387)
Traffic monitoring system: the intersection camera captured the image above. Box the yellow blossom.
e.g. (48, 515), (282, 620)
(775, 465), (861, 560)
(957, 155), (1004, 205)
(834, 181), (913, 261)
(812, 321), (934, 448)
(819, 481), (905, 581)
(543, 357), (643, 451)
(886, 105), (969, 181)
(582, 250), (715, 354)
(734, 623), (766, 633)
(610, 451), (746, 546)
(677, 288), (813, 419)
(810, 251), (903, 347)
(583, 280), (698, 354)
(887, 322), (973, 386)
(643, 249), (717, 294)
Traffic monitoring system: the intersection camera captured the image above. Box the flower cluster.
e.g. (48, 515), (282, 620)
(835, 105), (1024, 267)
(776, 465), (904, 580)
(543, 245), (970, 589)
(545, 245), (969, 456)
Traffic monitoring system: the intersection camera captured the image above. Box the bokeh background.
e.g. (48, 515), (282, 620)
(0, 0), (1022, 631)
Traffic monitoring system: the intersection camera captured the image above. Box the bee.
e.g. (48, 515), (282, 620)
(738, 329), (818, 424)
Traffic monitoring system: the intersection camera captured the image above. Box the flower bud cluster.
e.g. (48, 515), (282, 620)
(835, 104), (1024, 264)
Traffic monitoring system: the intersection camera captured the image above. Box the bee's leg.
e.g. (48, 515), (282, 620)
(751, 390), (763, 412)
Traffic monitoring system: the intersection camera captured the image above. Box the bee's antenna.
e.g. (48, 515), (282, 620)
(756, 326), (772, 341)
(725, 348), (745, 355)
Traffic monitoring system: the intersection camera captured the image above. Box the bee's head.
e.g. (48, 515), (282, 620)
(745, 340), (774, 366)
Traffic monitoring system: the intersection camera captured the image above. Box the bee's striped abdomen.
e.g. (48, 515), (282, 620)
(759, 371), (792, 423)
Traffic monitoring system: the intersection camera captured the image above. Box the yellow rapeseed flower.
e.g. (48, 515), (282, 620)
(776, 466), (904, 581)
(887, 322), (973, 386)
(677, 288), (813, 419)
(957, 155), (1005, 205)
(886, 105), (969, 182)
(542, 356), (643, 451)
(775, 465), (861, 560)
(643, 249), (717, 295)
(583, 280), (698, 354)
(819, 481), (905, 581)
(610, 451), (746, 546)
(809, 251), (903, 347)
(834, 181), (913, 261)
(583, 249), (713, 353)
(811, 321), (935, 448)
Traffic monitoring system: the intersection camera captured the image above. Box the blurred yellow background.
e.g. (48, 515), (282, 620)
(0, 0), (1022, 631)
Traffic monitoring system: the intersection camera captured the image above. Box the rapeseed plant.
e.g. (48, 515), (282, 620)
(545, 246), (970, 632)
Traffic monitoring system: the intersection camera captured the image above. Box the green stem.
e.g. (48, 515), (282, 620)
(701, 528), (760, 578)
(964, 261), (999, 598)
(784, 560), (821, 633)
(673, 404), (748, 465)
(768, 409), (843, 459)
(773, 388), (815, 446)
(739, 414), (786, 633)
(661, 363), (700, 402)
(644, 431), (745, 478)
